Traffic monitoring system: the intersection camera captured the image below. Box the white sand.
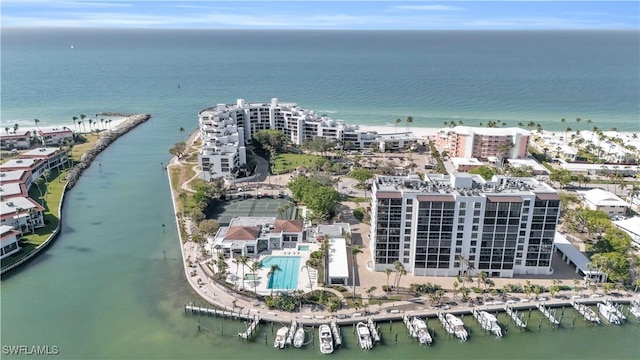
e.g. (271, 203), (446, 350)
(24, 117), (129, 135)
(357, 124), (441, 138)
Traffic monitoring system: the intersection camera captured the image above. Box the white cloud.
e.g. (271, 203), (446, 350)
(393, 4), (464, 11)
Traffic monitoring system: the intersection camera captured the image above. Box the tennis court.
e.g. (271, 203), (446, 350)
(209, 197), (295, 226)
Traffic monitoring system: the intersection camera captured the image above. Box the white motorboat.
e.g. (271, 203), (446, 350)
(478, 311), (502, 337)
(597, 302), (621, 324)
(293, 327), (305, 348)
(274, 326), (289, 349)
(411, 317), (433, 345)
(574, 303), (600, 323)
(445, 313), (468, 341)
(318, 324), (334, 354)
(356, 322), (373, 349)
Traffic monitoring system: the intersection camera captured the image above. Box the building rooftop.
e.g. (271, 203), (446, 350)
(317, 223), (351, 238)
(0, 170), (29, 183)
(22, 147), (60, 157)
(1, 197), (44, 219)
(450, 157), (482, 167)
(577, 188), (628, 207)
(223, 226), (261, 241)
(554, 232), (602, 276)
(374, 173), (557, 199)
(0, 183), (27, 198)
(0, 158), (40, 170)
(273, 219), (303, 233)
(328, 238), (349, 279)
(506, 158), (550, 174)
(442, 126), (531, 136)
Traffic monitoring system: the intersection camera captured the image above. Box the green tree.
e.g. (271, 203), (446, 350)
(385, 268), (393, 292)
(349, 169), (374, 188)
(198, 219), (220, 236)
(395, 118), (402, 132)
(253, 129), (287, 153)
(405, 116), (413, 132)
(469, 165), (496, 180)
(169, 142), (187, 158)
(34, 118), (40, 130)
(549, 168), (574, 189)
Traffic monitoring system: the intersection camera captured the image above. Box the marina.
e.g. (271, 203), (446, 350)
(318, 324), (334, 354)
(367, 317), (381, 344)
(410, 316), (433, 345)
(330, 319), (342, 348)
(598, 302), (623, 325)
(274, 326), (288, 349)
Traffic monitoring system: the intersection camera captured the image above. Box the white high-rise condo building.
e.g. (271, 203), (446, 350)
(371, 173), (560, 278)
(198, 99), (419, 180)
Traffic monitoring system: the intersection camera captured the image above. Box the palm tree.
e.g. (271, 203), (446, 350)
(4, 127), (9, 134)
(13, 123), (19, 133)
(88, 119), (94, 133)
(384, 268), (393, 292)
(250, 260), (261, 294)
(405, 116), (413, 132)
(179, 127), (186, 141)
(267, 264), (282, 295)
(395, 118), (401, 132)
(238, 255), (250, 290)
(42, 169), (51, 194)
(302, 260), (314, 290)
(80, 114), (88, 133)
(72, 116), (78, 132)
(351, 245), (363, 297)
(100, 118), (105, 130)
(565, 127), (571, 141)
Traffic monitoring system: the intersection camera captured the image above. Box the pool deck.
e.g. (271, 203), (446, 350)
(222, 246), (320, 296)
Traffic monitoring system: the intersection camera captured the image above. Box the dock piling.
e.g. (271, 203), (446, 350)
(395, 331), (398, 343)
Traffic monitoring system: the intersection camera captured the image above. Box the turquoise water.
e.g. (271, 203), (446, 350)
(262, 256), (300, 290)
(298, 245), (310, 251)
(0, 29), (639, 359)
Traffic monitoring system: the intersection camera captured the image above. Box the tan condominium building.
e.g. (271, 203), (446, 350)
(437, 126), (531, 160)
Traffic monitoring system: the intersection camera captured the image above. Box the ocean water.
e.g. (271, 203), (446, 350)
(1, 29), (639, 360)
(2, 29), (639, 131)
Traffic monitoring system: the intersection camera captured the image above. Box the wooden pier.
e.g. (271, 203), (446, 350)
(239, 318), (261, 340)
(403, 315), (416, 337)
(185, 304), (259, 321)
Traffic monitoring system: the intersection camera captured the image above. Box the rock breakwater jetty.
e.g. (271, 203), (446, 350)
(66, 113), (151, 189)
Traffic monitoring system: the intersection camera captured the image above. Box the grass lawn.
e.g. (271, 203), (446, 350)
(272, 153), (322, 174)
(71, 133), (101, 162)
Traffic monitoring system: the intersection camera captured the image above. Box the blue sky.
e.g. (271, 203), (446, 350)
(2, 1), (639, 30)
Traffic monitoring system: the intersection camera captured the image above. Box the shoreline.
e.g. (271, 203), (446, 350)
(0, 113), (151, 276)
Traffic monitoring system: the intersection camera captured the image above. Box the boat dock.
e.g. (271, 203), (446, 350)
(239, 317), (261, 340)
(437, 312), (468, 341)
(403, 315), (416, 337)
(472, 309), (502, 337)
(572, 302), (600, 324)
(185, 304), (259, 321)
(286, 319), (297, 347)
(605, 299), (627, 323)
(630, 299), (640, 319)
(505, 305), (527, 328)
(367, 317), (381, 343)
(330, 319), (342, 348)
(536, 303), (560, 326)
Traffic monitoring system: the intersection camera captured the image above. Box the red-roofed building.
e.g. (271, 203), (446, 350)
(0, 131), (32, 150)
(1, 225), (21, 259)
(36, 128), (74, 146)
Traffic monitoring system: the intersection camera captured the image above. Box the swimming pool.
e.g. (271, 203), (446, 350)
(297, 245), (310, 251)
(261, 256), (300, 290)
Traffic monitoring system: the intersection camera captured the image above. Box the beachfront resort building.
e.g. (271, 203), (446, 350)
(0, 197), (46, 233)
(436, 126), (531, 161)
(316, 223), (351, 286)
(197, 98), (420, 180)
(370, 173), (560, 278)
